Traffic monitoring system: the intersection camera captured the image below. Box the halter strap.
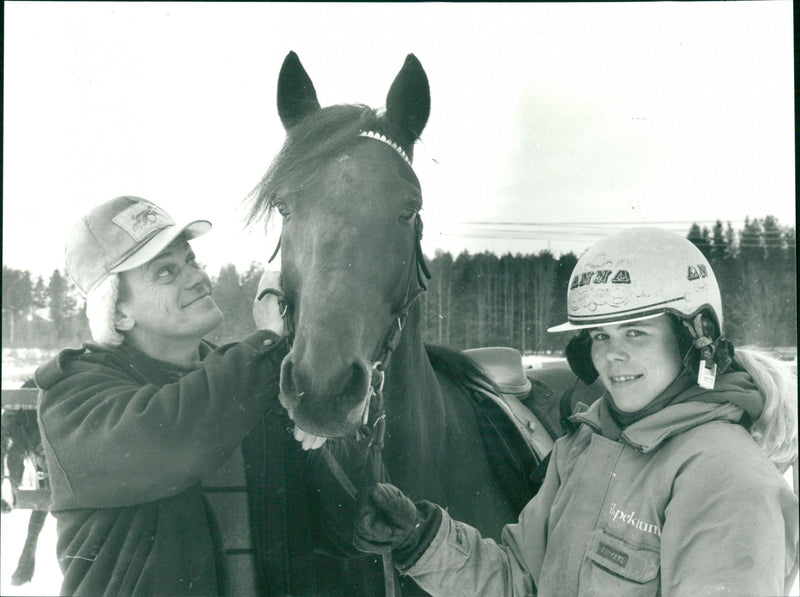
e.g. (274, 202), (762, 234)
(371, 213), (430, 370)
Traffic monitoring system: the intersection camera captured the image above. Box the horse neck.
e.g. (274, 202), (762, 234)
(381, 304), (449, 490)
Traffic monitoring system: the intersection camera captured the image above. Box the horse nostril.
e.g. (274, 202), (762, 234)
(340, 361), (371, 409)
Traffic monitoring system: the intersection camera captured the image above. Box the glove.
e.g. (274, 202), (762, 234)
(354, 483), (419, 555)
(353, 483), (443, 569)
(253, 270), (286, 336)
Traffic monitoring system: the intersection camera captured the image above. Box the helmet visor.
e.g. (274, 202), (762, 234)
(547, 311), (665, 333)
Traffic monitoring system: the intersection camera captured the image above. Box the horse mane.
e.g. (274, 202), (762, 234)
(424, 344), (502, 396)
(246, 104), (391, 227)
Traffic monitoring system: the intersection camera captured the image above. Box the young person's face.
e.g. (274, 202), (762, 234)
(589, 315), (683, 412)
(117, 239), (223, 347)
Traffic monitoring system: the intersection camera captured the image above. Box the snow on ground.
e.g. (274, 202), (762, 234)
(2, 348), (59, 388)
(1, 509), (61, 596)
(2, 348), (63, 595)
(522, 353), (568, 369)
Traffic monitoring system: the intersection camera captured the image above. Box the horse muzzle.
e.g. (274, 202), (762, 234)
(278, 350), (373, 442)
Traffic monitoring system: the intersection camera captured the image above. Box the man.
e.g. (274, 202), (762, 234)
(35, 196), (291, 596)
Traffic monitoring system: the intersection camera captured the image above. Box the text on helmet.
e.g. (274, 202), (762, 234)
(571, 265), (708, 290)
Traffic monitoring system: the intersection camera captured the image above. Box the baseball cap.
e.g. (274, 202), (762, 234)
(65, 196), (211, 295)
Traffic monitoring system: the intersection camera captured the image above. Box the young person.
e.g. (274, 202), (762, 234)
(353, 227), (799, 596)
(35, 196), (290, 596)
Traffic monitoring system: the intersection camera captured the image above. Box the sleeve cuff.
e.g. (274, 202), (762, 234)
(399, 506), (473, 576)
(394, 500), (443, 570)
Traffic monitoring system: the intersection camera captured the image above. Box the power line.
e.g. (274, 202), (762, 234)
(439, 220), (796, 247)
(459, 220), (752, 226)
(441, 232), (795, 247)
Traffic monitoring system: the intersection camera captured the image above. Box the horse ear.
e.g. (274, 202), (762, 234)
(385, 54), (430, 152)
(277, 51), (322, 130)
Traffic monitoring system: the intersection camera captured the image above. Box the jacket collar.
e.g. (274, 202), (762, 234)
(570, 370), (762, 453)
(118, 340), (215, 384)
(34, 338), (216, 389)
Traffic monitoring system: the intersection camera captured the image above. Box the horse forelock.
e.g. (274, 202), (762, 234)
(246, 104), (405, 227)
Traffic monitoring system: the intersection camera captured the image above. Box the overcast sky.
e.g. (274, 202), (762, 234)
(3, 1), (795, 279)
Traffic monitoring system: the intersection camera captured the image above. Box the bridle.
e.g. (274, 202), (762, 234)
(259, 130), (431, 596)
(363, 210), (431, 410)
(261, 180), (430, 385)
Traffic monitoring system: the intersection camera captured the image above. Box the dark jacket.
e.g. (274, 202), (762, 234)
(35, 331), (288, 596)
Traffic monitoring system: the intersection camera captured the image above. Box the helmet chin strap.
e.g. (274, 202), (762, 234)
(682, 313), (735, 390)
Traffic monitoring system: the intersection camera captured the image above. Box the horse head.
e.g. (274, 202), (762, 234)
(249, 52), (430, 441)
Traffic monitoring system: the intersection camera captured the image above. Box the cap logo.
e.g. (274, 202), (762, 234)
(568, 253), (651, 313)
(570, 269), (631, 289)
(111, 202), (174, 241)
(687, 264), (708, 281)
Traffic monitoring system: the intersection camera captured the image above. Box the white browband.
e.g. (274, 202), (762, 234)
(359, 131), (412, 166)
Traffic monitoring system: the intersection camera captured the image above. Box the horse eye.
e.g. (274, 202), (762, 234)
(399, 206), (418, 222)
(274, 202), (291, 219)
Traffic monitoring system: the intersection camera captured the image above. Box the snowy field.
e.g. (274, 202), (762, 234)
(1, 509), (61, 596)
(2, 348), (797, 595)
(2, 348), (60, 388)
(522, 353), (568, 370)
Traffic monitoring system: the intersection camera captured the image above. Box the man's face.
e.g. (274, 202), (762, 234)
(117, 239), (223, 347)
(589, 315), (683, 412)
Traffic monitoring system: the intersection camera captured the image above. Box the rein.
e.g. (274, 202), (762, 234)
(263, 131), (430, 596)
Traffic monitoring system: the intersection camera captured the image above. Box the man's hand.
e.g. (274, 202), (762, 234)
(253, 270), (286, 336)
(353, 483), (419, 555)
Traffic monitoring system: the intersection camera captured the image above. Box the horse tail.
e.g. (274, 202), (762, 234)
(734, 346), (797, 472)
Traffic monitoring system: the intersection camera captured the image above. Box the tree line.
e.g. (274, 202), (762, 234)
(3, 217), (795, 352)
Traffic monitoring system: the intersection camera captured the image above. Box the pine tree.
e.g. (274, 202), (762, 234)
(530, 252), (556, 352)
(687, 223), (712, 260)
(46, 270), (80, 343)
(2, 267), (33, 345)
(210, 264), (244, 343)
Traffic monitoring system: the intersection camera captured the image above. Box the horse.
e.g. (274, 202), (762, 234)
(1, 381), (50, 587)
(245, 51), (587, 596)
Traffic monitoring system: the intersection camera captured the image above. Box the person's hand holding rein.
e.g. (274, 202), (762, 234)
(354, 483), (420, 554)
(253, 270), (286, 337)
(354, 483), (443, 571)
